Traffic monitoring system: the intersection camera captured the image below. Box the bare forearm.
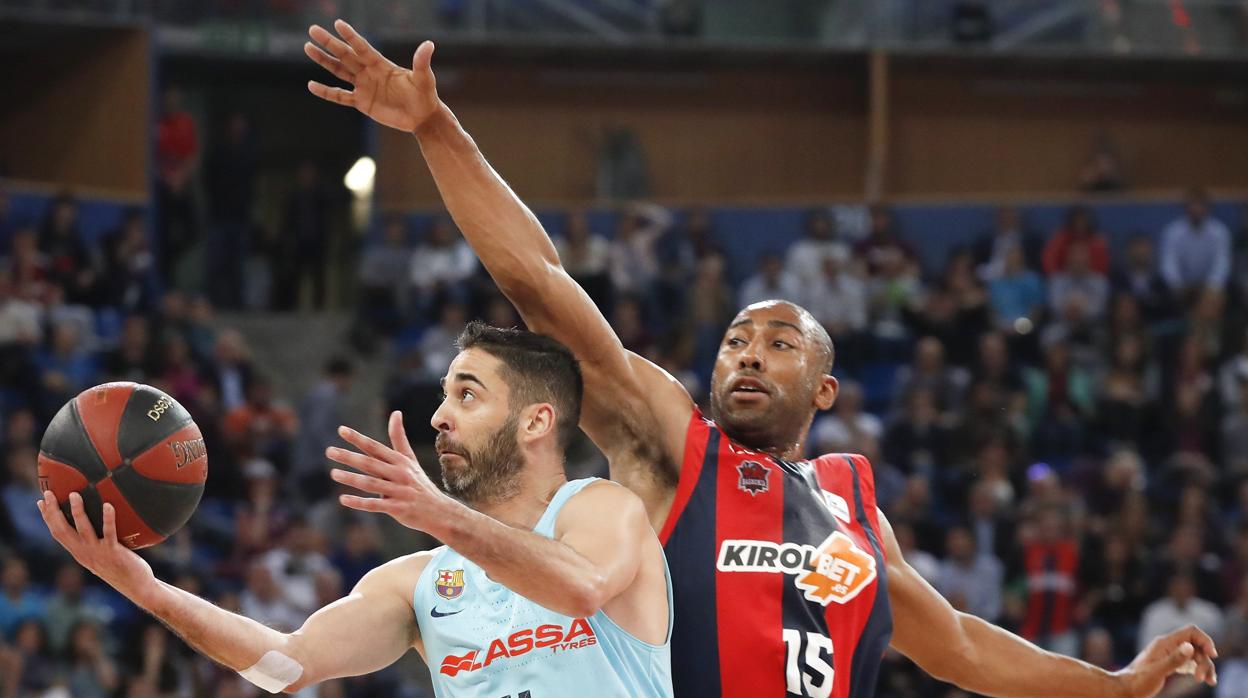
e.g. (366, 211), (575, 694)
(435, 504), (607, 617)
(413, 104), (560, 300)
(137, 579), (289, 671)
(949, 613), (1125, 698)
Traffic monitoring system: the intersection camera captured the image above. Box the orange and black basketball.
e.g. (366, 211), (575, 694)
(37, 382), (207, 549)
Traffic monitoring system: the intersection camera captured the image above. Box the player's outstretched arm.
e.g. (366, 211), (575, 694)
(877, 509), (1217, 698)
(328, 412), (662, 631)
(38, 490), (424, 694)
(304, 19), (692, 500)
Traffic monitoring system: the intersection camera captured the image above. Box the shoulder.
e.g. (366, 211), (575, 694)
(557, 480), (649, 531)
(355, 549), (442, 602)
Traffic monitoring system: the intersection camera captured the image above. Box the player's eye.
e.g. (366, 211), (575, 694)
(773, 340), (793, 350)
(726, 336), (745, 347)
(461, 389), (475, 402)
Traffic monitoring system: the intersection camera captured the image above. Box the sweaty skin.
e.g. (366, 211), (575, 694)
(302, 18), (1219, 697)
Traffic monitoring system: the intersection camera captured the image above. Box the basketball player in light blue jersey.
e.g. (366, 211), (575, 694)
(37, 322), (673, 698)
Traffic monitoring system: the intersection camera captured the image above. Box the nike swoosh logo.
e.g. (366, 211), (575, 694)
(430, 607), (463, 618)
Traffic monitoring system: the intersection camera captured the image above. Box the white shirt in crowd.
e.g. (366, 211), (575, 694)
(408, 240), (477, 291)
(1137, 596), (1224, 653)
(1159, 214), (1232, 291)
(785, 239), (852, 286)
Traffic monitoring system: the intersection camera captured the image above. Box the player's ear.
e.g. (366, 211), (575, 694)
(519, 403), (556, 443)
(813, 374), (838, 411)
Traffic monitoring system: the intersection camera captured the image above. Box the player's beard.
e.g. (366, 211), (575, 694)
(437, 412), (523, 506)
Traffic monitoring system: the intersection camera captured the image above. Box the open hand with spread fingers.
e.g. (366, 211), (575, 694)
(327, 410), (456, 535)
(1116, 624), (1218, 696)
(304, 18), (441, 132)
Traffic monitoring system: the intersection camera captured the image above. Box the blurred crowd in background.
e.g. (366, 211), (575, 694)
(1, 84), (1248, 698)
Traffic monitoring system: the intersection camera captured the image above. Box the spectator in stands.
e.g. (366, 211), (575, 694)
(207, 328), (254, 412)
(884, 387), (952, 479)
(1160, 188), (1232, 305)
(1048, 240), (1110, 320)
(38, 191), (100, 306)
(156, 332), (203, 407)
(1220, 327), (1248, 410)
(0, 266), (41, 347)
(232, 458), (290, 563)
(330, 519), (383, 591)
(4, 227), (49, 303)
(1042, 205), (1110, 276)
(1079, 137), (1126, 193)
(811, 380), (881, 455)
(6, 618), (56, 695)
(43, 562), (112, 656)
(785, 208), (850, 286)
(856, 203), (916, 276)
(936, 525), (1004, 623)
(1082, 630), (1120, 675)
(1019, 505), (1081, 656)
(865, 231), (922, 348)
(293, 357), (354, 500)
(803, 249), (867, 368)
(553, 210), (613, 311)
(686, 254), (734, 375)
(239, 561), (303, 633)
(613, 295), (656, 358)
(988, 245), (1045, 333)
(892, 336), (970, 418)
(1024, 337), (1095, 463)
(1138, 571), (1224, 652)
(206, 111), (258, 310)
(654, 207), (719, 328)
(260, 517), (333, 618)
(891, 520), (940, 583)
(408, 216), (476, 321)
(0, 556), (44, 639)
(1096, 333), (1159, 449)
(1080, 530), (1149, 656)
(155, 86), (200, 285)
(738, 252), (801, 308)
(222, 376), (298, 472)
(35, 321), (99, 411)
(418, 301), (468, 378)
(608, 202), (669, 299)
(102, 207), (159, 314)
(62, 620), (120, 698)
(356, 214), (413, 343)
(1110, 235), (1171, 324)
(278, 160), (334, 311)
(974, 205), (1043, 280)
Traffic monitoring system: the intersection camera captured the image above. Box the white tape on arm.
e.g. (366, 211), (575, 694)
(239, 650), (305, 694)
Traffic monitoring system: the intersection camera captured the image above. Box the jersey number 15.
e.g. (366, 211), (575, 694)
(782, 629), (834, 698)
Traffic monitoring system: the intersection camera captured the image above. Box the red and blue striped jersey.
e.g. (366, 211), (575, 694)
(659, 410), (892, 698)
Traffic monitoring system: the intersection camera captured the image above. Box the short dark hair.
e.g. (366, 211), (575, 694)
(456, 322), (583, 451)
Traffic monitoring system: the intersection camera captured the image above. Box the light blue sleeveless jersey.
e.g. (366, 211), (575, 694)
(414, 478), (674, 698)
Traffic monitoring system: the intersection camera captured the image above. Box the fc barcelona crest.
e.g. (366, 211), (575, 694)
(436, 569), (466, 600)
(737, 460), (771, 496)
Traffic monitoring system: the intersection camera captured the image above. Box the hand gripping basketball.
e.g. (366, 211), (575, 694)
(1115, 625), (1218, 696)
(326, 411), (454, 534)
(37, 491), (157, 603)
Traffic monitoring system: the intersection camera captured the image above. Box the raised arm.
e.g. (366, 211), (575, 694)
(327, 413), (666, 642)
(877, 509), (1218, 698)
(304, 20), (693, 507)
(39, 490), (424, 694)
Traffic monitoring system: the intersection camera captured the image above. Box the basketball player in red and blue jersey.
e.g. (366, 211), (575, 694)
(306, 19), (1220, 697)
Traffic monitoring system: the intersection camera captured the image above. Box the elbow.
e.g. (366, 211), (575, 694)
(563, 576), (611, 619)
